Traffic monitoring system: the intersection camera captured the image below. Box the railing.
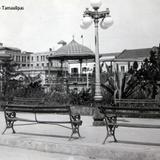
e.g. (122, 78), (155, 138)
(68, 76), (88, 84)
(45, 74), (94, 85)
(19, 66), (68, 71)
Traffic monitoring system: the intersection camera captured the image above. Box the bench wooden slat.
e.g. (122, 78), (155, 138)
(6, 104), (37, 107)
(115, 99), (158, 104)
(34, 110), (70, 113)
(7, 117), (37, 122)
(6, 104), (70, 108)
(115, 99), (157, 102)
(101, 107), (160, 111)
(9, 97), (45, 105)
(104, 111), (160, 117)
(13, 99), (42, 102)
(5, 105), (71, 113)
(6, 105), (70, 110)
(5, 108), (35, 112)
(23, 120), (71, 124)
(8, 117), (82, 125)
(117, 123), (160, 128)
(6, 117), (76, 124)
(5, 109), (70, 114)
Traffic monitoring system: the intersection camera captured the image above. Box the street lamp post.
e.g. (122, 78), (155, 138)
(81, 0), (113, 125)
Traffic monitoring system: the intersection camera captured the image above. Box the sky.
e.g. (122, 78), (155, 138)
(0, 0), (160, 54)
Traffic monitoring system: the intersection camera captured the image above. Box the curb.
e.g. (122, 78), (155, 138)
(0, 135), (160, 160)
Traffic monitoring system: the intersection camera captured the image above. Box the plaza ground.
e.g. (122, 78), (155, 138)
(0, 145), (109, 160)
(0, 112), (160, 160)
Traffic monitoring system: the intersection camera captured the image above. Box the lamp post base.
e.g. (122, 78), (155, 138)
(92, 101), (105, 126)
(93, 119), (105, 126)
(94, 95), (103, 102)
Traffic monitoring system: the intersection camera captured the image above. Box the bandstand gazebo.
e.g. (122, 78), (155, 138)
(47, 39), (95, 90)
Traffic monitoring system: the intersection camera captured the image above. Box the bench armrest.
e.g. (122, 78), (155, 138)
(71, 113), (81, 121)
(71, 113), (82, 126)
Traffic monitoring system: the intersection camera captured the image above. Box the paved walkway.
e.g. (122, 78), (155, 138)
(0, 145), (108, 160)
(0, 112), (160, 160)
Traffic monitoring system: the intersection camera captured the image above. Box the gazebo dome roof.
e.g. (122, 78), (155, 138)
(48, 39), (95, 60)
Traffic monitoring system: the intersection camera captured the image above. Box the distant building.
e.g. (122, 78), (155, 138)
(18, 50), (68, 86)
(113, 48), (151, 72)
(100, 52), (121, 72)
(100, 48), (152, 73)
(0, 43), (21, 63)
(0, 43), (68, 88)
(100, 52), (121, 63)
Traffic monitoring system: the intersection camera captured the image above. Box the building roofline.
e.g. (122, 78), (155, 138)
(0, 46), (21, 52)
(115, 48), (151, 60)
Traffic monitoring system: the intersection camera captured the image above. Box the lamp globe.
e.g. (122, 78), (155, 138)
(90, 0), (102, 9)
(100, 16), (113, 29)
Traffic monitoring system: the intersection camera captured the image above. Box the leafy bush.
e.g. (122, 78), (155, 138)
(69, 88), (93, 106)
(44, 83), (70, 105)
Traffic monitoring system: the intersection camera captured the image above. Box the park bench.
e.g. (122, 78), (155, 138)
(99, 98), (160, 144)
(2, 97), (82, 140)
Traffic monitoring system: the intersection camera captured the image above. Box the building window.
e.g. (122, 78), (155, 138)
(40, 56), (45, 61)
(22, 56), (26, 62)
(71, 68), (78, 75)
(22, 64), (26, 67)
(15, 55), (20, 62)
(31, 56), (34, 61)
(18, 56), (20, 62)
(16, 56), (18, 62)
(42, 63), (44, 67)
(36, 64), (39, 67)
(37, 56), (39, 61)
(121, 66), (125, 72)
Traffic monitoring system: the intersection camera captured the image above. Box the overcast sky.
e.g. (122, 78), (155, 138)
(0, 0), (160, 53)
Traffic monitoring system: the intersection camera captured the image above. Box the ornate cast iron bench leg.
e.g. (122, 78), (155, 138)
(69, 114), (82, 140)
(103, 114), (118, 144)
(70, 123), (81, 139)
(2, 112), (16, 135)
(112, 125), (118, 142)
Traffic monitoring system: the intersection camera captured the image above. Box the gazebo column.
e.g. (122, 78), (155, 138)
(64, 61), (67, 78)
(48, 60), (50, 82)
(0, 63), (2, 93)
(110, 61), (113, 72)
(116, 63), (119, 72)
(60, 60), (68, 93)
(60, 60), (64, 77)
(79, 59), (82, 77)
(128, 61), (131, 71)
(48, 60), (52, 91)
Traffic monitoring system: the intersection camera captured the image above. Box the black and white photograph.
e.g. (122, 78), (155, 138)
(0, 0), (160, 159)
